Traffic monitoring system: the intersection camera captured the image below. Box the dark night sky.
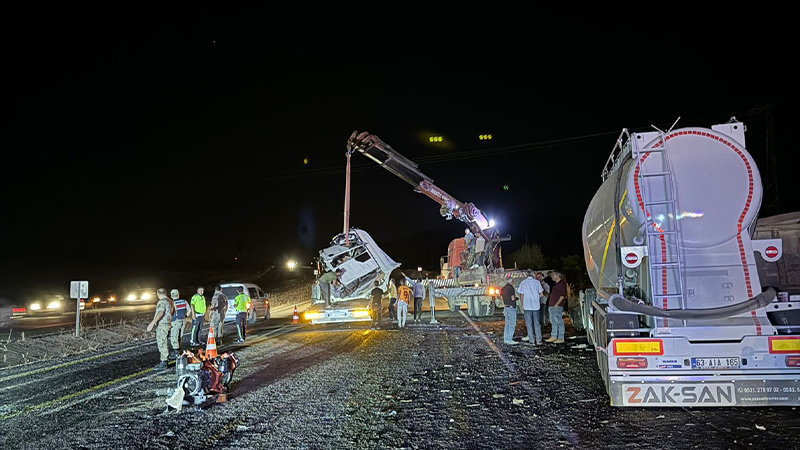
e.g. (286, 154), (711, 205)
(2, 4), (797, 291)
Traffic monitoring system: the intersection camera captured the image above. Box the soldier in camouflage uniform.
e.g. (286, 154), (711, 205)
(147, 288), (175, 371)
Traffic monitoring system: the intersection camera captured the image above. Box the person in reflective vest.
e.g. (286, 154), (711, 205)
(170, 289), (188, 358)
(189, 287), (207, 346)
(234, 287), (250, 343)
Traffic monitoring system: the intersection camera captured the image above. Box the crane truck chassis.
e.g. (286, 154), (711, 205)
(307, 130), (544, 321)
(580, 118), (799, 407)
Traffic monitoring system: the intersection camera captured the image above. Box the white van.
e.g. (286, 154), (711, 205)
(220, 282), (270, 324)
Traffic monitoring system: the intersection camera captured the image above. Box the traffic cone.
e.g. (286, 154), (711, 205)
(205, 325), (218, 358)
(292, 305), (299, 324)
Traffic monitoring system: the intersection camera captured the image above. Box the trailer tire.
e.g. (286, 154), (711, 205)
(467, 297), (475, 316)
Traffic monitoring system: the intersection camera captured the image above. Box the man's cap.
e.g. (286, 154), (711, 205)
(157, 288), (166, 295)
(170, 289), (179, 298)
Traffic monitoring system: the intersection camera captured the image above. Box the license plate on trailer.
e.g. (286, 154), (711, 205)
(329, 312), (347, 318)
(691, 357), (740, 370)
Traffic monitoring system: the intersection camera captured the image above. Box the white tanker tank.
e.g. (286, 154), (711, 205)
(579, 119), (799, 407)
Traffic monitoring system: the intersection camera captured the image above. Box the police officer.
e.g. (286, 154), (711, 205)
(209, 285), (228, 345)
(169, 289), (188, 357)
(234, 286), (249, 343)
(147, 288), (175, 370)
(189, 286), (207, 346)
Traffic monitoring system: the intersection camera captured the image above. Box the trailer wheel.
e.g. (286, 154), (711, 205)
(480, 302), (495, 317)
(448, 297), (459, 312)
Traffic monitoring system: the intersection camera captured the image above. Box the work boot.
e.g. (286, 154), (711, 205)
(545, 337), (557, 342)
(554, 339), (565, 344)
(153, 361), (168, 371)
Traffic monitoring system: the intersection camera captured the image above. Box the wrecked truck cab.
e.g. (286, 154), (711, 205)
(307, 228), (400, 324)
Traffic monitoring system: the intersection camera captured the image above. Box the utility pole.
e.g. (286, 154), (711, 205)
(343, 146), (355, 245)
(750, 104), (779, 215)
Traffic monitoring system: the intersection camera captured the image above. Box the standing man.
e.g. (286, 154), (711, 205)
(189, 286), (206, 346)
(474, 234), (487, 268)
(169, 289), (189, 357)
(412, 278), (424, 323)
(518, 273), (544, 345)
(210, 285), (228, 345)
(147, 288), (174, 370)
(537, 272), (551, 330)
(386, 278), (398, 323)
(370, 281), (383, 330)
(318, 269), (342, 308)
(396, 279), (411, 329)
(233, 286), (249, 343)
(464, 228), (475, 267)
(427, 280), (438, 324)
(500, 278), (519, 345)
(546, 271), (567, 344)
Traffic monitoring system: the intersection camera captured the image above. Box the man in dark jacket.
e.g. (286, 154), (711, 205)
(546, 271), (567, 344)
(370, 281), (383, 330)
(501, 278), (519, 345)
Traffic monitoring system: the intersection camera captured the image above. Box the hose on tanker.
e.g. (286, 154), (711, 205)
(607, 287), (777, 320)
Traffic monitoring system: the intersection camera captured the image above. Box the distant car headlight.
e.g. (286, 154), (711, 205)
(30, 303), (42, 310)
(92, 297), (101, 303)
(46, 301), (61, 309)
(108, 296), (115, 302)
(127, 294), (136, 301)
(141, 293), (151, 300)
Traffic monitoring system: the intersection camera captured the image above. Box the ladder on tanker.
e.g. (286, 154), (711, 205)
(632, 130), (687, 329)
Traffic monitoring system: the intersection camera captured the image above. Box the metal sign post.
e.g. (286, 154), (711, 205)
(70, 281), (88, 337)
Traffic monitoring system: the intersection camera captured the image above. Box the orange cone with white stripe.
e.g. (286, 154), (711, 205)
(292, 305), (299, 324)
(205, 325), (218, 358)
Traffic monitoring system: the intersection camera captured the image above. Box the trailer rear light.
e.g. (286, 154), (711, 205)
(11, 307), (26, 314)
(352, 309), (370, 318)
(786, 356), (800, 367)
(487, 287), (500, 295)
(612, 339), (663, 356)
(305, 312), (323, 320)
(617, 357), (648, 369)
(769, 337), (800, 354)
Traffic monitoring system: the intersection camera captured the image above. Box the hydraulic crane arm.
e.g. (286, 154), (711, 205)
(346, 130), (498, 243)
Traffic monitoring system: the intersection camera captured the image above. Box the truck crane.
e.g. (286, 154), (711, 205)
(579, 118), (799, 407)
(303, 131), (543, 325)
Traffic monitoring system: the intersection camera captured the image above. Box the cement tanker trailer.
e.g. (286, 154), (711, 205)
(580, 118), (799, 407)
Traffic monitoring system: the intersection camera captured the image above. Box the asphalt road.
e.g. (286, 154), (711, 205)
(0, 306), (797, 450)
(0, 303), (159, 339)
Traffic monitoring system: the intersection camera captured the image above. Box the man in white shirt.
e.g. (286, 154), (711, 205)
(518, 273), (544, 344)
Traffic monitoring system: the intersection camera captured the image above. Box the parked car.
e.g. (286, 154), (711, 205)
(220, 282), (270, 324)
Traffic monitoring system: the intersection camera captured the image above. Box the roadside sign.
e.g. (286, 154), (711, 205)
(70, 280), (89, 299)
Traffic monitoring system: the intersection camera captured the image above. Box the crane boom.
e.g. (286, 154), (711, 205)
(346, 130), (499, 244)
